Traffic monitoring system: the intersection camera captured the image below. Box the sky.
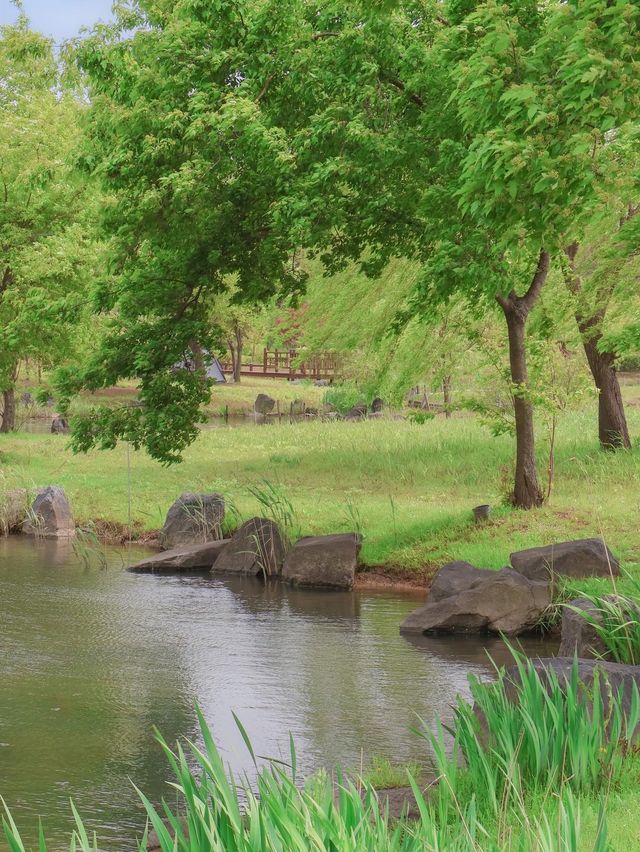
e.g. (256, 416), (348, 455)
(0, 0), (114, 44)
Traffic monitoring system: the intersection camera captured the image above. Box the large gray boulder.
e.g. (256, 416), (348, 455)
(559, 597), (610, 660)
(0, 488), (28, 535)
(510, 538), (620, 583)
(213, 517), (285, 577)
(22, 486), (75, 539)
(159, 493), (225, 550)
(400, 561), (551, 636)
(128, 540), (230, 573)
(282, 533), (362, 590)
(254, 394), (276, 415)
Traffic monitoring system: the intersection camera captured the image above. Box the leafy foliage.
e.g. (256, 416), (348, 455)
(0, 18), (96, 420)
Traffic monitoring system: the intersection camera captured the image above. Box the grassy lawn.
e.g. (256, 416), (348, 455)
(2, 388), (640, 595)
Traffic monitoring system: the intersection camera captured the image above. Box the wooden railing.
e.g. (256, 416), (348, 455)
(222, 349), (338, 381)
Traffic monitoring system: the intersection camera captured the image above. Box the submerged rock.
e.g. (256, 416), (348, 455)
(282, 533), (362, 590)
(128, 540), (230, 573)
(213, 517), (286, 577)
(510, 538), (620, 582)
(159, 492), (225, 550)
(22, 485), (75, 539)
(400, 561), (551, 636)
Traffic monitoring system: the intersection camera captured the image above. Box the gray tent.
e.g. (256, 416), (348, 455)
(174, 351), (226, 383)
(206, 356), (226, 384)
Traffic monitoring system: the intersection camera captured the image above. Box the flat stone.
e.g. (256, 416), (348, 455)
(159, 492), (225, 550)
(510, 538), (620, 583)
(128, 540), (230, 573)
(282, 533), (362, 590)
(213, 517), (286, 577)
(22, 485), (75, 539)
(400, 562), (551, 636)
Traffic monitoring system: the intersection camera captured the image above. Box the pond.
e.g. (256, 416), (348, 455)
(0, 537), (556, 850)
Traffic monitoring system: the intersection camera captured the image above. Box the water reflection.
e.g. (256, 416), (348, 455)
(0, 538), (557, 850)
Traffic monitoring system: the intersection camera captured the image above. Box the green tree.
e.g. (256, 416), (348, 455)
(285, 0), (640, 507)
(0, 17), (93, 431)
(60, 0), (304, 462)
(563, 174), (640, 450)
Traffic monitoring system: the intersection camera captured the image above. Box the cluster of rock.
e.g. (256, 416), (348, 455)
(400, 539), (640, 742)
(130, 492), (361, 590)
(0, 485), (75, 538)
(400, 538), (620, 637)
(252, 394), (389, 423)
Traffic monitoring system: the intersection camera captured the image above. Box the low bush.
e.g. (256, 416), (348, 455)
(321, 384), (368, 414)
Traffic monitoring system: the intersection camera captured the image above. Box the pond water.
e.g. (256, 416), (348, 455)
(0, 537), (557, 850)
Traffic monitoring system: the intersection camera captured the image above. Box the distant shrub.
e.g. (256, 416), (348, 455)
(408, 410), (435, 425)
(322, 384), (368, 414)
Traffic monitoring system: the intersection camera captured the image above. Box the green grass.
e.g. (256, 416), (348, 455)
(361, 756), (423, 790)
(2, 404), (640, 588)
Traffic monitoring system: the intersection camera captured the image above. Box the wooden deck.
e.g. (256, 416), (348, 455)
(222, 349), (338, 381)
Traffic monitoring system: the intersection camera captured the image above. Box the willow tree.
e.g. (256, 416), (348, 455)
(562, 129), (640, 451)
(284, 0), (640, 507)
(0, 19), (93, 431)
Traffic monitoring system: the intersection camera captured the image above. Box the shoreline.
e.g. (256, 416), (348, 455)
(74, 521), (432, 594)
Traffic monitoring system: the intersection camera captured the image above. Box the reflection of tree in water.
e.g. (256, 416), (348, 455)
(198, 577), (496, 775)
(0, 539), (195, 849)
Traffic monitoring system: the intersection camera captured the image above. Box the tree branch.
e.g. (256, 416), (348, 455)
(521, 248), (550, 313)
(255, 72), (275, 104)
(385, 76), (425, 108)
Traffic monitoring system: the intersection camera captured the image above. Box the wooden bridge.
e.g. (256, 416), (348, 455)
(222, 349), (338, 381)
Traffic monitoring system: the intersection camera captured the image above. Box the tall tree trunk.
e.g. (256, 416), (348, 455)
(564, 242), (631, 450)
(231, 326), (243, 383)
(1, 388), (16, 433)
(583, 338), (630, 449)
(442, 375), (452, 418)
(496, 250), (550, 509)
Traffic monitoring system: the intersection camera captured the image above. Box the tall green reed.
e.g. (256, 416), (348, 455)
(565, 573), (640, 665)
